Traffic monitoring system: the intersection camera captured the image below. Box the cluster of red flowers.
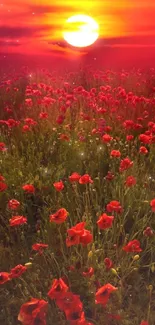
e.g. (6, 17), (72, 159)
(0, 264), (27, 285)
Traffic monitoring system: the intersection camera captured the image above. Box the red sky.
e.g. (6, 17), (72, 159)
(0, 1), (155, 67)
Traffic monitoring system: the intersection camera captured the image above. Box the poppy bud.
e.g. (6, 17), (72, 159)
(88, 251), (93, 259)
(24, 262), (32, 268)
(111, 268), (118, 276)
(133, 255), (140, 261)
(148, 285), (153, 292)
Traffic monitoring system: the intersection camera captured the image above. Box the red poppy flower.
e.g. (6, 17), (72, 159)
(65, 309), (84, 324)
(22, 184), (35, 193)
(24, 118), (37, 126)
(0, 142), (7, 151)
(110, 150), (121, 158)
(104, 258), (113, 270)
(97, 213), (114, 230)
(39, 112), (48, 119)
(49, 208), (68, 224)
(139, 134), (151, 144)
(106, 201), (122, 213)
(79, 174), (93, 184)
(10, 264), (27, 279)
(105, 171), (115, 181)
(139, 146), (148, 155)
(9, 216), (27, 227)
(126, 135), (134, 141)
(67, 222), (86, 237)
(48, 278), (69, 300)
(102, 134), (113, 143)
(95, 283), (118, 306)
(69, 172), (81, 182)
(79, 229), (93, 246)
(32, 243), (48, 255)
(140, 321), (149, 325)
(18, 298), (48, 325)
(143, 227), (154, 237)
(56, 115), (65, 124)
(119, 157), (133, 172)
(0, 181), (7, 192)
(123, 239), (142, 252)
(22, 125), (31, 132)
(56, 292), (83, 312)
(8, 199), (20, 210)
(53, 180), (64, 191)
(66, 235), (80, 247)
(59, 134), (70, 141)
(150, 199), (155, 212)
(0, 272), (10, 284)
(82, 267), (94, 277)
(125, 176), (136, 187)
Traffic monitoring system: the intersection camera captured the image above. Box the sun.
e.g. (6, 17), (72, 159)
(63, 14), (99, 48)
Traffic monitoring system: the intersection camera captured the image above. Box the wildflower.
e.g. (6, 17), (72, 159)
(48, 278), (69, 300)
(22, 184), (35, 193)
(0, 142), (7, 151)
(66, 222), (92, 247)
(104, 258), (113, 270)
(140, 321), (149, 325)
(106, 201), (122, 213)
(53, 180), (64, 191)
(139, 146), (148, 155)
(69, 172), (81, 182)
(123, 240), (142, 252)
(56, 292), (83, 312)
(22, 125), (31, 132)
(126, 135), (134, 141)
(95, 283), (117, 306)
(8, 199), (20, 210)
(24, 118), (37, 126)
(139, 134), (151, 144)
(10, 265), (27, 279)
(39, 112), (48, 119)
(9, 216), (27, 227)
(59, 134), (70, 141)
(18, 298), (48, 325)
(56, 115), (65, 124)
(0, 272), (10, 285)
(110, 150), (121, 158)
(79, 174), (93, 184)
(49, 208), (68, 224)
(150, 199), (155, 212)
(65, 310), (85, 324)
(0, 181), (7, 192)
(6, 119), (20, 128)
(105, 171), (115, 181)
(119, 157), (133, 172)
(102, 134), (113, 143)
(82, 267), (94, 277)
(97, 213), (114, 230)
(125, 176), (136, 187)
(143, 227), (154, 237)
(32, 243), (48, 255)
(79, 229), (93, 246)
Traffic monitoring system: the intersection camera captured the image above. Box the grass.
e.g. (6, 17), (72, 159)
(0, 67), (155, 325)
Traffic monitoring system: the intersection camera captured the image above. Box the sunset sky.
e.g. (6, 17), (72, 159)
(0, 0), (155, 65)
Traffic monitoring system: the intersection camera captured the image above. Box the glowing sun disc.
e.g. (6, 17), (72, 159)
(63, 14), (99, 48)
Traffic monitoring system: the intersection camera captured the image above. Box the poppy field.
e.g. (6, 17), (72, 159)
(0, 67), (155, 325)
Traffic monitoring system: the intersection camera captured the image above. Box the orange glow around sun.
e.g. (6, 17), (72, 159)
(1, 0), (155, 55)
